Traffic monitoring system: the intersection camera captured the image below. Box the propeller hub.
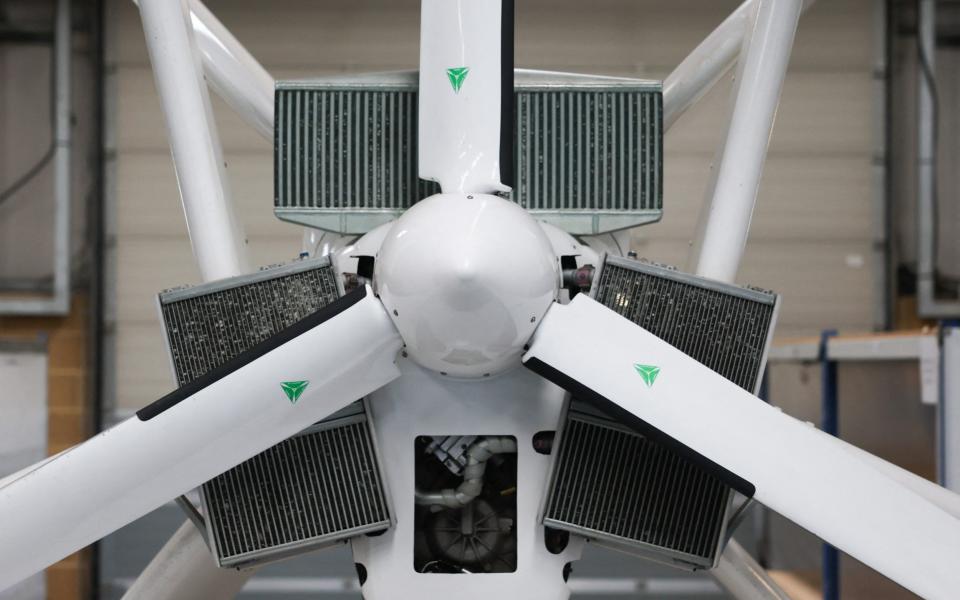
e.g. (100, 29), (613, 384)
(376, 193), (560, 378)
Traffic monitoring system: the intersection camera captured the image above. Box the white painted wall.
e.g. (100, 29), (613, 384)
(104, 0), (882, 413)
(0, 1), (94, 287)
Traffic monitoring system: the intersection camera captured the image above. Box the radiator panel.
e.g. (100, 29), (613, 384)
(544, 414), (730, 565)
(160, 259), (341, 386)
(514, 88), (661, 231)
(274, 70), (662, 234)
(274, 83), (440, 234)
(593, 259), (776, 391)
(158, 257), (391, 568)
(543, 256), (778, 569)
(202, 409), (390, 567)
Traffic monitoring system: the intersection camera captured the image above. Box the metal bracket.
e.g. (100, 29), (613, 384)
(175, 494), (211, 550)
(722, 494), (754, 550)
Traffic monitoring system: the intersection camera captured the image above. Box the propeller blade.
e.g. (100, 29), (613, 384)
(523, 294), (960, 600)
(0, 286), (403, 592)
(829, 434), (960, 520)
(418, 0), (512, 193)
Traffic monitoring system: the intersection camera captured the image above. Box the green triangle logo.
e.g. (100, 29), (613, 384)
(446, 67), (470, 93)
(280, 380), (309, 404)
(634, 364), (661, 388)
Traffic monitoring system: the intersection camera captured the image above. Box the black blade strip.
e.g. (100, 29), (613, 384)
(137, 286), (368, 422)
(499, 0), (515, 188)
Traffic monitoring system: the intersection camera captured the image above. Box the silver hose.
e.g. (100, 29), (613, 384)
(415, 436), (517, 509)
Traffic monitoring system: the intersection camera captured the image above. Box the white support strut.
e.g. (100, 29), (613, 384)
(662, 1), (754, 131)
(120, 521), (253, 600)
(663, 0), (816, 132)
(712, 539), (790, 600)
(188, 0), (275, 139)
(139, 0), (250, 282)
(689, 0), (802, 284)
(132, 0), (276, 140)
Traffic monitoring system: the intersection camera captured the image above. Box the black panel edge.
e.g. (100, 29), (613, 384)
(137, 286), (368, 422)
(523, 356), (756, 499)
(273, 85), (281, 208)
(499, 0), (515, 188)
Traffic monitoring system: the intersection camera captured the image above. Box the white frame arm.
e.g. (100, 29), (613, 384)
(662, 0), (754, 131)
(120, 521), (253, 600)
(689, 0), (803, 283)
(188, 0), (275, 140)
(133, 0), (276, 140)
(663, 0), (815, 132)
(712, 539), (790, 600)
(139, 0), (250, 281)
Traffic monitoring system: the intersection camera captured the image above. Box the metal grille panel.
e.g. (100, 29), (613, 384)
(158, 257), (391, 567)
(274, 87), (440, 231)
(514, 90), (661, 216)
(274, 71), (662, 234)
(593, 259), (776, 390)
(160, 259), (340, 386)
(544, 257), (778, 568)
(545, 416), (729, 562)
(204, 415), (390, 566)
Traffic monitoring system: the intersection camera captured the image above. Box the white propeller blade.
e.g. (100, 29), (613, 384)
(418, 0), (511, 194)
(523, 294), (960, 600)
(0, 286), (403, 592)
